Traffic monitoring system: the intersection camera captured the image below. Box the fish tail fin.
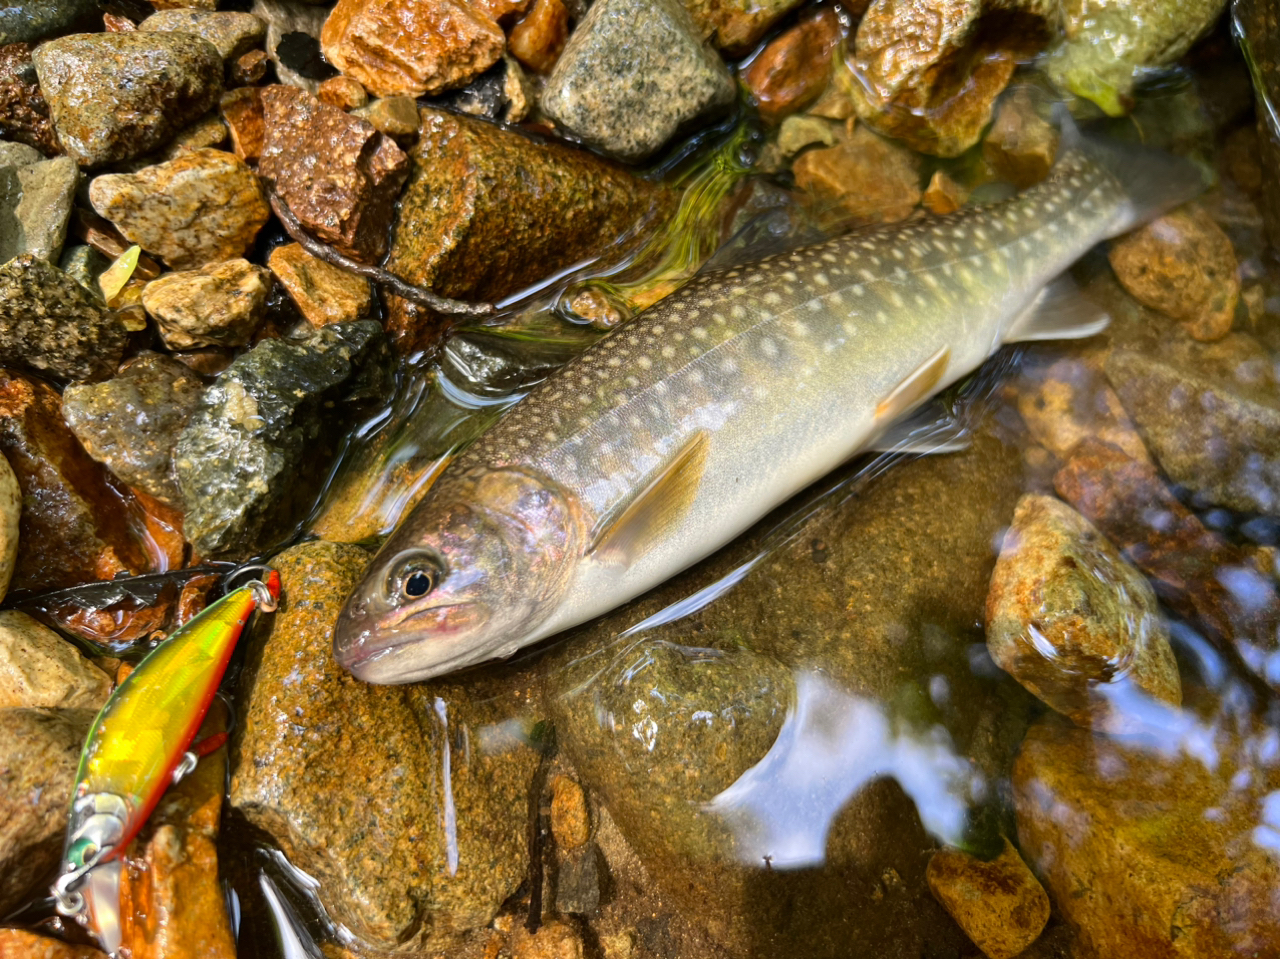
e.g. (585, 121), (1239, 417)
(1054, 103), (1212, 235)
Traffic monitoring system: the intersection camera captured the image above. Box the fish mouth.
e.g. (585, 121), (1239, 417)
(335, 600), (489, 682)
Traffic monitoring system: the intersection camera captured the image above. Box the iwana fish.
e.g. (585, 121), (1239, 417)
(335, 125), (1204, 683)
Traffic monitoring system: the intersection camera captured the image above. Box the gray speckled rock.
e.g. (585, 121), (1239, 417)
(174, 322), (389, 557)
(32, 32), (224, 167)
(0, 254), (126, 382)
(63, 354), (205, 506)
(140, 9), (268, 62)
(0, 152), (78, 262)
(541, 0), (735, 161)
(0, 0), (99, 45)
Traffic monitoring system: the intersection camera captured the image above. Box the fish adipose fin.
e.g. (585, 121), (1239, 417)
(1006, 272), (1110, 343)
(589, 429), (711, 565)
(869, 402), (970, 454)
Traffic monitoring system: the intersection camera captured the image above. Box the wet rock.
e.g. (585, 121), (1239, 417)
(0, 455), (16, 603)
(541, 0), (735, 161)
(0, 371), (152, 591)
(354, 95), (421, 140)
(986, 494), (1181, 733)
(58, 243), (110, 296)
(793, 123), (922, 224)
(0, 707), (93, 914)
(317, 74), (368, 110)
(268, 242), (372, 326)
(742, 7), (841, 123)
(1108, 205), (1239, 342)
(1014, 717), (1280, 958)
(32, 33), (223, 168)
(926, 839), (1050, 959)
(0, 930), (107, 959)
(426, 55), (531, 123)
(508, 0), (570, 74)
(259, 84), (409, 263)
(118, 704), (235, 959)
(922, 169), (967, 215)
(849, 0), (1046, 157)
(231, 541), (542, 953)
(555, 844), (602, 915)
(509, 918), (585, 959)
(252, 0), (331, 93)
(142, 258), (271, 349)
(321, 0), (504, 98)
(0, 255), (125, 383)
(0, 0), (98, 45)
(174, 322), (387, 557)
(230, 48), (269, 85)
(982, 88), (1059, 189)
(220, 86), (265, 162)
(1054, 438), (1280, 680)
(680, 0), (807, 56)
(89, 148), (270, 270)
(62, 354), (205, 507)
(1047, 0), (1228, 116)
(385, 107), (670, 352)
(551, 775), (590, 849)
(140, 9), (268, 62)
(775, 115), (837, 158)
(0, 43), (60, 156)
(544, 428), (1034, 955)
(0, 151), (77, 262)
(0, 610), (112, 710)
(148, 112), (230, 164)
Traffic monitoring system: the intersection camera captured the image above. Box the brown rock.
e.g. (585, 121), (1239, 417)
(0, 610), (112, 710)
(474, 0), (531, 22)
(508, 0), (570, 74)
(1108, 204), (1240, 342)
(320, 0), (505, 98)
(0, 371), (152, 592)
(0, 930), (107, 959)
(1014, 353), (1150, 464)
(742, 7), (840, 122)
(983, 88), (1059, 189)
(384, 107), (670, 353)
(355, 95), (421, 140)
(258, 84), (410, 263)
(103, 12), (137, 31)
(318, 74), (369, 110)
(792, 123), (922, 224)
(509, 918), (584, 959)
(925, 839), (1050, 959)
(88, 149), (270, 270)
(268, 243), (372, 326)
(680, 0), (808, 56)
(230, 48), (269, 85)
(550, 776), (590, 850)
(1054, 439), (1280, 676)
(0, 43), (61, 156)
(0, 454), (17, 604)
(1014, 718), (1280, 959)
(118, 704), (235, 959)
(0, 708), (94, 915)
(142, 258), (271, 349)
(922, 169), (967, 214)
(986, 494), (1180, 732)
(219, 86), (265, 162)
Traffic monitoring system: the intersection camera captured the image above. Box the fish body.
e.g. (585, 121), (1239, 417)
(335, 134), (1204, 684)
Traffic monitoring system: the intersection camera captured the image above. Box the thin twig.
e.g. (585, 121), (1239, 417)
(263, 181), (495, 317)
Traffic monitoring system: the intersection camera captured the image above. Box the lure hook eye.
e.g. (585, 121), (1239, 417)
(51, 841), (112, 917)
(222, 564), (281, 612)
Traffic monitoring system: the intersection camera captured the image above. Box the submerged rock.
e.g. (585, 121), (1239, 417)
(0, 0), (98, 46)
(0, 707), (93, 915)
(742, 7), (842, 123)
(231, 541), (541, 954)
(0, 147), (78, 263)
(0, 930), (107, 958)
(680, 0), (808, 56)
(986, 494), (1181, 733)
(139, 9), (268, 62)
(174, 321), (388, 557)
(142, 258), (271, 349)
(0, 255), (126, 383)
(62, 354), (205, 507)
(925, 839), (1050, 959)
(32, 33), (224, 167)
(0, 43), (60, 156)
(384, 107), (669, 353)
(982, 87), (1059, 189)
(541, 0), (735, 161)
(268, 242), (372, 326)
(792, 123), (922, 223)
(0, 610), (112, 711)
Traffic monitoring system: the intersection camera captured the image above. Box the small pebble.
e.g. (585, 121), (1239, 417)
(355, 96), (421, 139)
(982, 87), (1059, 189)
(922, 169), (967, 215)
(508, 0), (570, 74)
(142, 257), (271, 348)
(550, 775), (590, 849)
(318, 75), (369, 110)
(926, 839), (1050, 959)
(230, 48), (270, 85)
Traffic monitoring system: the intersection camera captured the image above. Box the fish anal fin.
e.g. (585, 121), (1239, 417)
(876, 346), (950, 424)
(589, 430), (711, 566)
(869, 401), (970, 454)
(1006, 273), (1110, 343)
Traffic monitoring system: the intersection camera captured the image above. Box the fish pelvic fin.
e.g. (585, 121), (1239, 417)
(589, 430), (711, 566)
(1006, 272), (1110, 343)
(876, 346), (951, 425)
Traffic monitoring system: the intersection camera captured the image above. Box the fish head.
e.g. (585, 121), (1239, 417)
(335, 467), (583, 683)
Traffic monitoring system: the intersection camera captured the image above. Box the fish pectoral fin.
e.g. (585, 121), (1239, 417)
(588, 430), (711, 566)
(1006, 272), (1110, 343)
(876, 346), (951, 424)
(868, 401), (970, 454)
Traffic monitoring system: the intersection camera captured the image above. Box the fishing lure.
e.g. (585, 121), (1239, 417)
(50, 570), (281, 949)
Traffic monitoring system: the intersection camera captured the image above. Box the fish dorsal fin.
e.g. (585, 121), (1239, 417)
(869, 401), (970, 454)
(876, 346), (951, 424)
(1006, 272), (1110, 343)
(589, 430), (711, 566)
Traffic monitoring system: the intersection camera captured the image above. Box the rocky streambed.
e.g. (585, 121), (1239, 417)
(1, 0), (1279, 957)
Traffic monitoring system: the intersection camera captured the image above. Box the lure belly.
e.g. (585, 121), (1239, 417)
(51, 570), (281, 950)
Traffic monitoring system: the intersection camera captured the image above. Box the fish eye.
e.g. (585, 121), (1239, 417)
(389, 554), (444, 602)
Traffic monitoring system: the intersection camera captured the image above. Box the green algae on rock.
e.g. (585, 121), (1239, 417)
(230, 541), (543, 954)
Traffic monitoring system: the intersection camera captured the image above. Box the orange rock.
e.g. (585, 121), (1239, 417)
(474, 0), (531, 22)
(321, 0), (505, 98)
(103, 12), (136, 31)
(550, 775), (589, 849)
(922, 169), (966, 214)
(741, 7), (841, 122)
(926, 839), (1050, 959)
(982, 87), (1059, 189)
(681, 0), (809, 57)
(219, 86), (264, 162)
(508, 0), (570, 74)
(0, 929), (107, 958)
(229, 49), (268, 86)
(318, 75), (369, 110)
(792, 124), (921, 224)
(269, 242), (373, 326)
